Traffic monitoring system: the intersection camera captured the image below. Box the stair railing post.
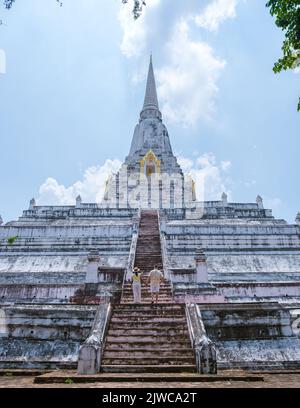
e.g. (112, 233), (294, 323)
(77, 301), (112, 374)
(185, 303), (217, 374)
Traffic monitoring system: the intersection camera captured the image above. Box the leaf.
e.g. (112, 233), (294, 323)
(7, 236), (18, 246)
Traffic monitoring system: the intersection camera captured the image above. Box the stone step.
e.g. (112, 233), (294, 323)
(121, 297), (173, 302)
(121, 295), (172, 299)
(101, 365), (196, 373)
(111, 310), (184, 317)
(121, 296), (173, 300)
(106, 335), (189, 343)
(122, 286), (171, 291)
(136, 247), (161, 249)
(120, 300), (174, 305)
(122, 288), (171, 293)
(121, 294), (172, 298)
(136, 243), (161, 245)
(135, 252), (162, 254)
(109, 314), (186, 320)
(123, 287), (171, 291)
(113, 303), (182, 308)
(122, 285), (172, 290)
(104, 344), (192, 351)
(123, 284), (170, 288)
(103, 350), (194, 358)
(102, 356), (195, 365)
(106, 333), (190, 346)
(135, 253), (162, 256)
(136, 239), (160, 241)
(110, 310), (185, 316)
(135, 252), (161, 254)
(34, 371), (265, 383)
(136, 241), (160, 243)
(134, 257), (162, 259)
(110, 320), (182, 326)
(123, 286), (172, 297)
(110, 316), (185, 323)
(107, 329), (189, 336)
(112, 306), (184, 313)
(136, 241), (161, 243)
(110, 314), (187, 328)
(136, 239), (161, 241)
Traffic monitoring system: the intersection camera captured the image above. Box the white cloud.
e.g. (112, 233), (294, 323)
(178, 152), (232, 200)
(157, 20), (226, 125)
(118, 0), (160, 58)
(37, 153), (231, 206)
(220, 160), (231, 171)
(37, 159), (122, 205)
(0, 49), (6, 74)
(117, 0), (246, 126)
(195, 0), (240, 32)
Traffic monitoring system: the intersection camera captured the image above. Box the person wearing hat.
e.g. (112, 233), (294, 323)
(131, 267), (142, 303)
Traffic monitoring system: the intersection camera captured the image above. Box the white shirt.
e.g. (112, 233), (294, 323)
(149, 269), (163, 284)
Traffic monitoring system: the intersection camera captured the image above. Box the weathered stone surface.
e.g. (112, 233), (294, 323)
(77, 302), (112, 374)
(0, 305), (97, 368)
(186, 303), (217, 374)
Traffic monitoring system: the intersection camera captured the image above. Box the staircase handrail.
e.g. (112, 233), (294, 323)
(121, 209), (141, 300)
(77, 301), (112, 374)
(185, 302), (217, 374)
(158, 210), (173, 293)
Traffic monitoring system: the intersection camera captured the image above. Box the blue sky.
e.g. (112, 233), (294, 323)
(0, 0), (299, 223)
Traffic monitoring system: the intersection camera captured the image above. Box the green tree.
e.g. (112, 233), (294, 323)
(266, 0), (300, 111)
(122, 0), (146, 19)
(4, 0), (15, 9)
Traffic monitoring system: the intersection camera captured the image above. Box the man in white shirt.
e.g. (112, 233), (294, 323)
(147, 265), (164, 304)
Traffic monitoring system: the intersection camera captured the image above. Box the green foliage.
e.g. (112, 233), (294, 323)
(266, 0), (300, 111)
(122, 0), (146, 19)
(4, 0), (145, 18)
(7, 236), (18, 246)
(65, 377), (74, 384)
(4, 0), (15, 9)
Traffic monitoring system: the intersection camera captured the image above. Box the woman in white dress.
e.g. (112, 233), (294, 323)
(131, 267), (142, 303)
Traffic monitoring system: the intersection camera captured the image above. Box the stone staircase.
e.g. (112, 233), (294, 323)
(123, 209), (172, 304)
(101, 210), (196, 373)
(101, 303), (195, 373)
(135, 209), (164, 274)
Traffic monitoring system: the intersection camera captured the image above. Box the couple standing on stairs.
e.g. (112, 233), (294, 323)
(132, 265), (164, 304)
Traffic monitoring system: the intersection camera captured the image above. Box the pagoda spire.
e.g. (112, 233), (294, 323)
(141, 55), (161, 118)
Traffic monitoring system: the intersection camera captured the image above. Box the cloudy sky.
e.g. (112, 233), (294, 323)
(0, 0), (299, 222)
